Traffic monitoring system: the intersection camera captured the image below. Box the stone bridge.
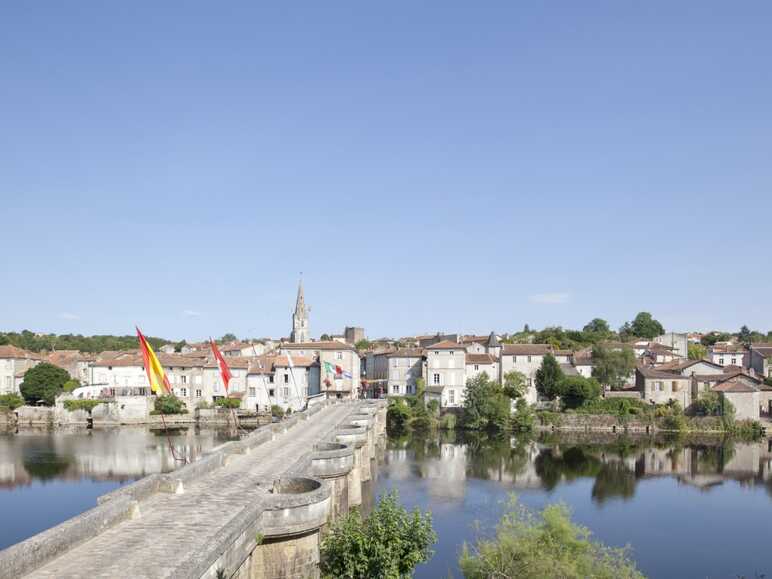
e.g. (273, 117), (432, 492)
(0, 400), (387, 579)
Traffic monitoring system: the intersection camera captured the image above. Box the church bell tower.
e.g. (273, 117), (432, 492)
(290, 279), (309, 343)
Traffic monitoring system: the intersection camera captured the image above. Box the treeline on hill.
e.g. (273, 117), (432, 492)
(0, 330), (171, 353)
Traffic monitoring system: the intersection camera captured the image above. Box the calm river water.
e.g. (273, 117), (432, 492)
(374, 430), (772, 579)
(0, 426), (242, 550)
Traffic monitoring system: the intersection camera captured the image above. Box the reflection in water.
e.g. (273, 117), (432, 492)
(378, 430), (772, 579)
(385, 430), (772, 502)
(0, 427), (244, 489)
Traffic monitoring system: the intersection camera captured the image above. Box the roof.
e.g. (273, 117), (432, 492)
(710, 343), (748, 354)
(712, 380), (758, 394)
(272, 355), (314, 368)
(0, 345), (41, 360)
(461, 335), (489, 344)
(386, 348), (424, 359)
(427, 340), (465, 350)
(501, 344), (552, 356)
(656, 359), (723, 372)
(636, 366), (691, 380)
(280, 341), (356, 352)
(751, 344), (772, 358)
(487, 332), (501, 348)
(466, 353), (497, 365)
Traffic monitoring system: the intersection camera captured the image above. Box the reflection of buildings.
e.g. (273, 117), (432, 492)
(0, 429), (234, 489)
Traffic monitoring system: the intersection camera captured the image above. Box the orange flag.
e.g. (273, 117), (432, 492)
(137, 327), (172, 395)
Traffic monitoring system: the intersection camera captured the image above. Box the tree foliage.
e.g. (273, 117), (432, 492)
(214, 397), (241, 409)
(687, 343), (707, 360)
(459, 496), (644, 579)
(591, 346), (636, 390)
(535, 354), (564, 400)
(20, 362), (71, 406)
(0, 393), (24, 410)
(462, 374), (510, 430)
(63, 399), (103, 413)
(502, 370), (527, 399)
(0, 329), (170, 353)
(559, 376), (601, 409)
(320, 490), (436, 579)
(624, 312), (665, 340)
(152, 395), (187, 415)
(354, 339), (371, 351)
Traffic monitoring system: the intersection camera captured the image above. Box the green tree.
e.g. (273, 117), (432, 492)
(63, 379), (81, 393)
(628, 312), (664, 339)
(559, 376), (601, 409)
(354, 339), (371, 351)
(700, 332), (732, 347)
(152, 395), (187, 415)
(0, 393), (24, 410)
(462, 374), (511, 430)
(387, 398), (410, 431)
(320, 490), (436, 579)
(219, 333), (237, 343)
(502, 370), (527, 399)
(591, 345), (636, 390)
(535, 354), (564, 400)
(687, 343), (707, 361)
(738, 325), (752, 345)
(582, 318), (611, 335)
(459, 497), (644, 579)
(173, 340), (187, 353)
(320, 333), (332, 341)
(214, 397), (241, 409)
(20, 363), (71, 406)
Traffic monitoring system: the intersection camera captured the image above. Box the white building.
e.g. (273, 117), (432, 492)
(424, 341), (467, 408)
(0, 345), (42, 395)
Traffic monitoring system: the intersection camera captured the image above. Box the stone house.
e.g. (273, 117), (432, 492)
(245, 355), (315, 412)
(47, 350), (94, 384)
(386, 349), (424, 396)
(709, 343), (749, 368)
(424, 340), (467, 407)
(499, 344), (554, 404)
(0, 345), (42, 395)
(749, 344), (772, 380)
(278, 341), (360, 400)
(713, 379), (760, 421)
(635, 366), (693, 406)
(465, 353), (498, 382)
(654, 332), (689, 358)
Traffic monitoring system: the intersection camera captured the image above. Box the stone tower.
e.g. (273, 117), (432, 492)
(290, 279), (310, 343)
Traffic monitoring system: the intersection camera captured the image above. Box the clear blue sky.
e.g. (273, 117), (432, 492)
(2, 2), (770, 341)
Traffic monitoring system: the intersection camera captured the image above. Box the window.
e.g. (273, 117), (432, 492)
(283, 387), (289, 399)
(433, 373), (441, 385)
(181, 375), (187, 384)
(719, 358), (725, 365)
(434, 351), (439, 355)
(195, 389), (202, 398)
(335, 351), (343, 360)
(731, 357), (737, 366)
(248, 387), (256, 397)
(672, 381), (679, 392)
(527, 356), (532, 363)
(393, 385), (400, 394)
(474, 364), (479, 371)
(284, 374), (289, 384)
(269, 388), (275, 397)
(512, 356), (517, 363)
(180, 388), (187, 397)
(449, 351), (455, 356)
(269, 375), (274, 383)
(654, 381), (663, 392)
(449, 389), (455, 404)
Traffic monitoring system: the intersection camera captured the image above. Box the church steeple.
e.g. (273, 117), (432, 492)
(291, 278), (309, 343)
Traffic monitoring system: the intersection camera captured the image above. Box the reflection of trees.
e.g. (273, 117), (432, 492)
(462, 431), (531, 482)
(592, 462), (637, 504)
(22, 447), (72, 480)
(534, 446), (603, 491)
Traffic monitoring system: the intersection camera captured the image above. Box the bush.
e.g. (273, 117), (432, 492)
(271, 404), (285, 419)
(536, 410), (562, 427)
(63, 399), (102, 413)
(440, 413), (457, 430)
(387, 398), (410, 431)
(729, 419), (764, 441)
(63, 379), (81, 393)
(320, 490), (436, 578)
(575, 397), (651, 417)
(512, 399), (535, 432)
(215, 397), (241, 409)
(0, 393), (24, 410)
(691, 392), (721, 416)
(463, 374), (510, 430)
(153, 395), (187, 415)
(559, 376), (601, 409)
(196, 400), (213, 410)
(459, 496), (644, 579)
(19, 362), (71, 406)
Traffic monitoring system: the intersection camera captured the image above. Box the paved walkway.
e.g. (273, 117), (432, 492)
(25, 403), (354, 579)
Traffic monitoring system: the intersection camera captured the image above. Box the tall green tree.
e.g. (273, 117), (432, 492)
(463, 374), (511, 430)
(20, 363), (71, 406)
(687, 343), (707, 360)
(582, 318), (611, 335)
(591, 346), (636, 390)
(320, 490), (436, 579)
(535, 354), (564, 400)
(628, 312), (664, 339)
(738, 325), (752, 345)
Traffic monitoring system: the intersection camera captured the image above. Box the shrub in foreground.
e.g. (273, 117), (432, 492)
(215, 397), (241, 409)
(0, 393), (24, 410)
(271, 404), (285, 419)
(460, 496), (644, 579)
(320, 490), (436, 579)
(152, 395), (187, 415)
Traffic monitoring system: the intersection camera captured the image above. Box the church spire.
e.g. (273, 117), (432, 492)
(290, 277), (309, 343)
(294, 278), (306, 317)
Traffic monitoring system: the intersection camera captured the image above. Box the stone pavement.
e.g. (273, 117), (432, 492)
(23, 403), (355, 579)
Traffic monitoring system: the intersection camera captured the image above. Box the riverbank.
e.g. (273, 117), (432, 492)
(0, 403), (272, 430)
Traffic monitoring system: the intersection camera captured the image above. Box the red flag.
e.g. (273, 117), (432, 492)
(210, 338), (233, 393)
(335, 365), (344, 375)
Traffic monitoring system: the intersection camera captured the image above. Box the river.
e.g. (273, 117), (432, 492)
(0, 426), (243, 550)
(374, 429), (772, 579)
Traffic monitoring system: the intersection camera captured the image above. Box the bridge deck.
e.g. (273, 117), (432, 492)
(24, 403), (355, 579)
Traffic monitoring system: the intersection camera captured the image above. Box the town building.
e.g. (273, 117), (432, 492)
(386, 348), (423, 396)
(750, 344), (772, 379)
(344, 327), (365, 345)
(278, 341), (359, 400)
(424, 341), (467, 408)
(708, 342), (749, 368)
(0, 345), (42, 395)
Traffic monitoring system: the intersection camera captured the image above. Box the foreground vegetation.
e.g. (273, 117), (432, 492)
(459, 496), (644, 578)
(320, 490), (436, 579)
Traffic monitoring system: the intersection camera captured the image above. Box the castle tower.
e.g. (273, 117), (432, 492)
(290, 279), (310, 343)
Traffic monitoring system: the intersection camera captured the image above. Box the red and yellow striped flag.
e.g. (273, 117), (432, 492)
(137, 327), (171, 395)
